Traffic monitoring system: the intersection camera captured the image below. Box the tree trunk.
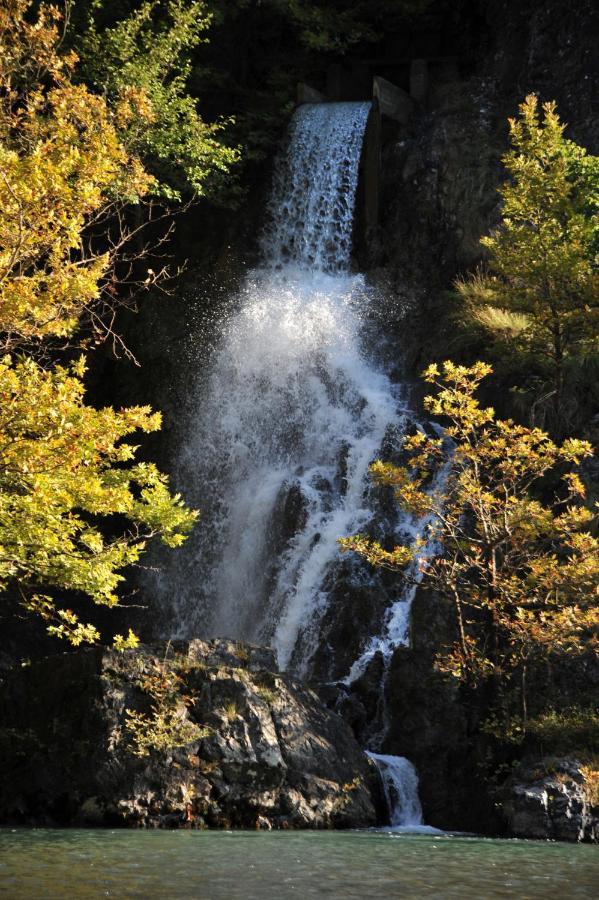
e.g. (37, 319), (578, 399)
(521, 662), (528, 731)
(551, 314), (564, 429)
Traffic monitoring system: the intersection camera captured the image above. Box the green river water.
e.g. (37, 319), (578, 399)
(0, 829), (597, 898)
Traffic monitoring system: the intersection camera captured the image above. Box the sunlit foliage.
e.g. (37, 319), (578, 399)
(77, 0), (239, 199)
(0, 0), (154, 350)
(457, 95), (599, 430)
(0, 1), (197, 646)
(126, 658), (206, 757)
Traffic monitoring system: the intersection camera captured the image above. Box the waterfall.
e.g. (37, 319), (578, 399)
(166, 100), (419, 672)
(183, 259), (402, 675)
(366, 753), (444, 833)
(161, 102), (442, 824)
(343, 446), (452, 689)
(366, 753), (424, 828)
(164, 99), (435, 673)
(263, 102), (370, 272)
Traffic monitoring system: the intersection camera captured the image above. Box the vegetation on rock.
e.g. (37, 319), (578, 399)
(0, 640), (380, 829)
(125, 656), (206, 757)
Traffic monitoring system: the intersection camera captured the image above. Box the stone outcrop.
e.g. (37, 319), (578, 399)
(0, 640), (382, 829)
(502, 758), (599, 843)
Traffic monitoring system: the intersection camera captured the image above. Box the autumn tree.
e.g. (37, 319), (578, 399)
(0, 0), (196, 647)
(457, 95), (599, 431)
(341, 362), (598, 729)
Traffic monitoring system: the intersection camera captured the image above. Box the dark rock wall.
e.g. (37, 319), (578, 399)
(383, 591), (494, 833)
(371, 0), (598, 373)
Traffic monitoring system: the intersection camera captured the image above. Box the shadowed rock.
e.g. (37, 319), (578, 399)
(502, 758), (598, 843)
(0, 639), (382, 829)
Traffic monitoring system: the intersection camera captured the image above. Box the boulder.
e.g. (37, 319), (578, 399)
(502, 758), (598, 843)
(0, 640), (381, 829)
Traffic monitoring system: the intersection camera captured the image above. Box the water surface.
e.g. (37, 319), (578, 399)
(1, 829), (597, 898)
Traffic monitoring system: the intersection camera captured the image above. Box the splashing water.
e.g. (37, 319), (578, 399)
(367, 753), (443, 833)
(165, 100), (443, 695)
(158, 98), (449, 827)
(367, 753), (424, 828)
(189, 265), (402, 674)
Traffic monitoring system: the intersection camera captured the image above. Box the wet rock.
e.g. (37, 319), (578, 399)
(306, 559), (393, 682)
(187, 638), (276, 672)
(0, 640), (380, 830)
(270, 480), (309, 552)
(502, 758), (599, 843)
(334, 691), (369, 737)
(335, 441), (351, 495)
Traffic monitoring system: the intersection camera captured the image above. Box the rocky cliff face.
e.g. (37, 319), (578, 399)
(370, 0), (598, 376)
(0, 640), (382, 829)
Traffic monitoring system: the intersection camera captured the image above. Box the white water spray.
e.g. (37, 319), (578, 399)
(193, 263), (402, 674)
(170, 101), (419, 670)
(168, 99), (444, 675)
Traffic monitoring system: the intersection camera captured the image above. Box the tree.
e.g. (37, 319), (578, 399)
(341, 361), (598, 728)
(0, 0), (164, 354)
(0, 357), (195, 646)
(0, 0), (196, 646)
(257, 0), (433, 52)
(457, 95), (599, 431)
(76, 0), (239, 200)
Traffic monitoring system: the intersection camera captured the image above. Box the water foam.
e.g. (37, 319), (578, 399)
(160, 97), (448, 828)
(264, 102), (371, 271)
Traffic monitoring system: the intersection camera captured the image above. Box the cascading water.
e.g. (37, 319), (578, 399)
(366, 753), (423, 828)
(184, 260), (403, 675)
(166, 101), (418, 670)
(263, 102), (370, 271)
(160, 101), (443, 824)
(365, 753), (442, 833)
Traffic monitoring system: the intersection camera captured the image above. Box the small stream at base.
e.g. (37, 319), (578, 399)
(367, 752), (425, 829)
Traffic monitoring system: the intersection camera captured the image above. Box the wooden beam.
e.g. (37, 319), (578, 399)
(372, 76), (415, 123)
(296, 83), (327, 105)
(363, 104), (381, 231)
(359, 55), (458, 66)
